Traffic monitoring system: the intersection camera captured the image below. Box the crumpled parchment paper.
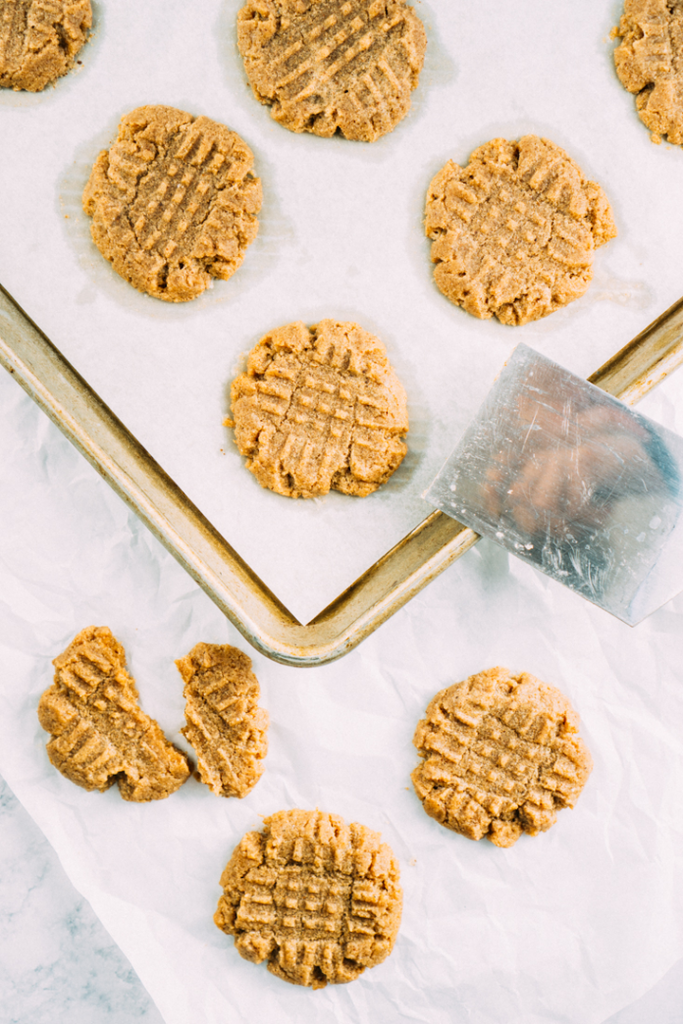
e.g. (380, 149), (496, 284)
(2, 366), (683, 1024)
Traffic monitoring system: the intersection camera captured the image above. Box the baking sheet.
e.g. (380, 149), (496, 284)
(3, 1), (683, 1021)
(2, 0), (683, 623)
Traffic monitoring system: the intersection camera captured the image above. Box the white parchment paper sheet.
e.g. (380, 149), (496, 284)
(3, 365), (683, 1024)
(3, 1), (683, 1021)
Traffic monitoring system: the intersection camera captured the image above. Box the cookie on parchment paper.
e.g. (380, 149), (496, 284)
(38, 626), (192, 801)
(0, 0), (91, 91)
(82, 105), (262, 302)
(236, 0), (426, 141)
(176, 642), (268, 799)
(614, 0), (683, 145)
(228, 319), (409, 498)
(214, 809), (402, 988)
(412, 666), (593, 847)
(425, 135), (617, 326)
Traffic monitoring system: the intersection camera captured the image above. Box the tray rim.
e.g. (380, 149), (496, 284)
(2, 281), (683, 666)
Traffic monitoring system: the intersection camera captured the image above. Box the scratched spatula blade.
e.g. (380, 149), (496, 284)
(427, 344), (683, 625)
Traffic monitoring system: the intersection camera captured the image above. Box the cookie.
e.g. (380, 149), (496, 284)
(412, 667), (593, 847)
(614, 0), (683, 145)
(236, 0), (426, 142)
(176, 642), (268, 798)
(424, 135), (617, 326)
(82, 105), (262, 302)
(38, 626), (192, 801)
(214, 809), (402, 988)
(227, 319), (409, 498)
(0, 0), (91, 91)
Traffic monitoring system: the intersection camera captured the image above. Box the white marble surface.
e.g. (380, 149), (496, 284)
(2, 760), (683, 1024)
(0, 774), (164, 1024)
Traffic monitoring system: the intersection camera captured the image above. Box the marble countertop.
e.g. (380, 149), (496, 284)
(0, 774), (163, 1024)
(1, 766), (682, 1023)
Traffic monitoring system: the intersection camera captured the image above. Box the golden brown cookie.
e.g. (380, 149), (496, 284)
(0, 0), (91, 91)
(424, 135), (617, 326)
(176, 642), (268, 798)
(412, 667), (593, 847)
(82, 105), (262, 302)
(228, 319), (409, 498)
(236, 0), (426, 142)
(214, 809), (402, 988)
(614, 0), (683, 144)
(38, 626), (192, 801)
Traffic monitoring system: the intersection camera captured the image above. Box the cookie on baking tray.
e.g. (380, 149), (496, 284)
(424, 135), (617, 326)
(412, 666), (592, 847)
(0, 0), (91, 91)
(214, 808), (402, 988)
(614, 0), (683, 145)
(38, 626), (192, 801)
(176, 642), (268, 798)
(82, 105), (262, 302)
(236, 0), (426, 141)
(227, 319), (409, 498)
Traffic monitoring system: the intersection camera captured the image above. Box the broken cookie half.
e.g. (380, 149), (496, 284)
(176, 642), (268, 798)
(38, 626), (192, 801)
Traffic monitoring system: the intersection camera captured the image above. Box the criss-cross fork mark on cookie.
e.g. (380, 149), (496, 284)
(38, 626), (191, 801)
(176, 643), (268, 798)
(0, 0), (91, 91)
(215, 809), (402, 988)
(229, 320), (408, 498)
(614, 0), (683, 145)
(412, 667), (593, 847)
(425, 136), (616, 325)
(83, 105), (262, 302)
(237, 0), (426, 141)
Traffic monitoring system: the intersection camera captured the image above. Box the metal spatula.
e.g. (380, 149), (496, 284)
(427, 344), (683, 624)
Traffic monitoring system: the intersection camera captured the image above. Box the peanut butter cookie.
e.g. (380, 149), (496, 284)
(412, 667), (593, 847)
(236, 0), (426, 141)
(83, 105), (262, 302)
(176, 642), (268, 798)
(228, 319), (409, 498)
(425, 135), (616, 326)
(0, 0), (91, 91)
(614, 0), (683, 145)
(38, 626), (192, 801)
(214, 809), (402, 988)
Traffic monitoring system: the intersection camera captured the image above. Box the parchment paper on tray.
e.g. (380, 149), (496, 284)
(427, 345), (683, 625)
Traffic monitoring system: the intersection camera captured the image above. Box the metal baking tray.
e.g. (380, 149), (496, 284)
(3, 282), (683, 666)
